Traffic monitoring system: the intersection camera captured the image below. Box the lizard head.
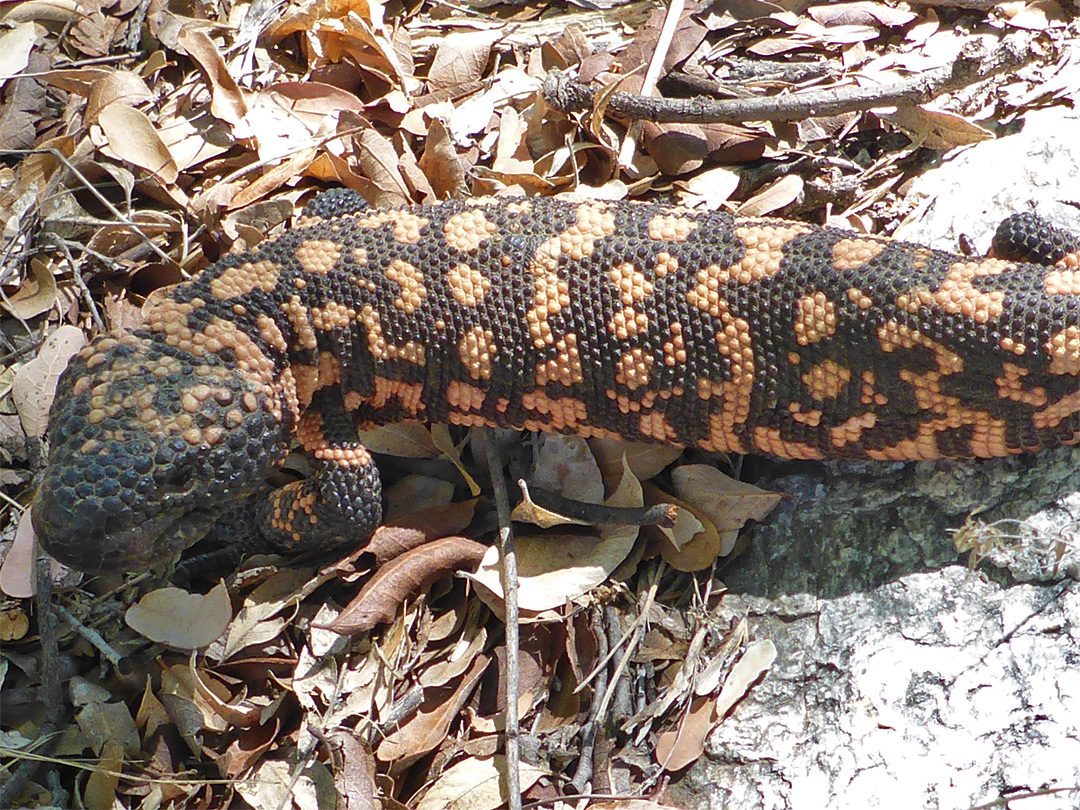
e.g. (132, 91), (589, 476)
(33, 333), (288, 574)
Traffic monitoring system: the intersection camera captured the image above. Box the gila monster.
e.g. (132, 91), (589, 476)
(31, 193), (1080, 574)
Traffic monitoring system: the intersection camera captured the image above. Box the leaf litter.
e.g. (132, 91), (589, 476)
(0, 0), (1077, 807)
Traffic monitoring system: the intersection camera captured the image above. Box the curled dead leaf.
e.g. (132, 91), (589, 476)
(175, 26), (248, 124)
(330, 536), (488, 634)
(366, 499), (478, 563)
(642, 483), (721, 573)
(187, 653), (263, 728)
(3, 257), (56, 319)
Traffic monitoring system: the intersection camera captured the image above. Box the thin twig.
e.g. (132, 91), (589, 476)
(480, 429), (521, 810)
(520, 481), (677, 529)
(618, 0), (683, 169)
(0, 558), (65, 807)
(0, 149), (176, 266)
(54, 604), (125, 669)
(544, 33), (1036, 125)
(587, 564), (662, 732)
(51, 239), (106, 332)
(569, 606), (607, 794)
(575, 562), (663, 695)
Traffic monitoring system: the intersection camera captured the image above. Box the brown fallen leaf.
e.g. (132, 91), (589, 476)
(355, 127), (411, 207)
(883, 105), (993, 149)
(0, 22), (36, 91)
(84, 69), (153, 124)
(84, 738), (124, 809)
(176, 26), (248, 125)
(471, 455), (642, 611)
(334, 733), (379, 810)
(642, 483), (720, 573)
(218, 716), (280, 779)
(426, 29), (501, 93)
(366, 499), (478, 563)
(125, 581), (232, 650)
(96, 102), (180, 184)
(654, 693), (718, 774)
(713, 639), (777, 721)
(0, 510), (38, 598)
(670, 464), (783, 536)
(330, 536), (488, 634)
(736, 173), (804, 217)
(419, 116), (466, 199)
(376, 652), (488, 766)
(3, 256), (57, 319)
(413, 755), (547, 810)
(12, 325), (87, 439)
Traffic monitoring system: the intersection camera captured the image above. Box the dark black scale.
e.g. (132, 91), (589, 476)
(992, 212), (1080, 265)
(301, 187), (369, 220)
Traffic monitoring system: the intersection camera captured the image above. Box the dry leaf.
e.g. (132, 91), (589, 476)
(654, 693), (717, 773)
(357, 423), (442, 457)
(384, 475), (455, 523)
(355, 127), (411, 206)
(427, 30), (501, 92)
(430, 423), (480, 495)
(642, 483), (720, 573)
(884, 105), (993, 149)
(84, 69), (153, 123)
(589, 437), (682, 485)
(3, 256), (56, 319)
(808, 2), (916, 27)
(419, 117), (466, 198)
(155, 106), (232, 172)
(714, 639), (777, 720)
(471, 455), (641, 611)
(176, 26), (248, 124)
(531, 434), (605, 503)
(221, 567), (312, 659)
(413, 755), (547, 810)
(84, 738), (123, 809)
(0, 23), (38, 93)
(2, 0), (88, 26)
(675, 165), (741, 209)
(671, 464), (783, 538)
(125, 581), (232, 649)
(0, 511), (39, 599)
(736, 174), (804, 216)
(367, 500), (479, 563)
(376, 653), (488, 765)
(331, 536), (488, 634)
(97, 103), (179, 184)
(236, 757), (336, 810)
(76, 699), (140, 761)
(12, 325), (86, 438)
(418, 626), (487, 688)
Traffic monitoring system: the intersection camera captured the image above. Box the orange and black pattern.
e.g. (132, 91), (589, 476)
(33, 193), (1080, 573)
